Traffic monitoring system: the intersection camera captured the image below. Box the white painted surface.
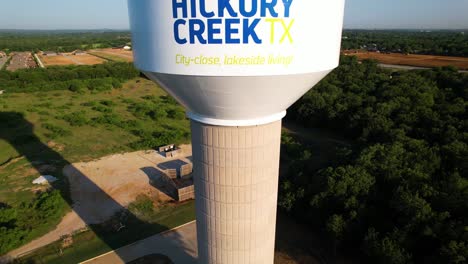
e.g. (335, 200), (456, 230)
(191, 120), (282, 263)
(128, 0), (345, 76)
(187, 111), (286, 127)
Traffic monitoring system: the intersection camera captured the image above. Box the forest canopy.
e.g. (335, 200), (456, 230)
(281, 56), (468, 264)
(342, 30), (468, 57)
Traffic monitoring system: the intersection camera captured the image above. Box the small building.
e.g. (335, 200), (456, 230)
(73, 50), (86, 55)
(43, 51), (57, 57)
(0, 90), (5, 95)
(123, 45), (132, 51)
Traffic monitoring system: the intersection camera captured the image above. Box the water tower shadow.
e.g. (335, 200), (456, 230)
(0, 112), (196, 264)
(140, 167), (178, 201)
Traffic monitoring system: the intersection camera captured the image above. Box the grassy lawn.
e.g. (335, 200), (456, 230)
(88, 52), (130, 62)
(17, 201), (196, 264)
(0, 78), (190, 255)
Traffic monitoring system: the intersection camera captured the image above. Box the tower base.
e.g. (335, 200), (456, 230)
(191, 120), (282, 264)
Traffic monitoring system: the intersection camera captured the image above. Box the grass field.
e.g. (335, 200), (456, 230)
(0, 77), (189, 204)
(0, 77), (190, 255)
(89, 49), (133, 62)
(343, 51), (468, 70)
(38, 53), (106, 66)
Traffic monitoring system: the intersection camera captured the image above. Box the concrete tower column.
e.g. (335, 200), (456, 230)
(191, 120), (282, 264)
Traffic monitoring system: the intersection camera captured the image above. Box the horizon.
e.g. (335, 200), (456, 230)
(0, 0), (467, 30)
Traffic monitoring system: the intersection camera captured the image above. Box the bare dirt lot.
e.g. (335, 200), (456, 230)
(66, 145), (193, 224)
(3, 146), (193, 260)
(344, 51), (468, 70)
(38, 53), (106, 66)
(6, 52), (37, 71)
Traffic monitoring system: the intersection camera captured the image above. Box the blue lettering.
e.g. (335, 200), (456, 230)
(200, 0), (215, 18)
(218, 0), (238, 17)
(243, 19), (262, 44)
(208, 19), (223, 44)
(190, 0), (197, 17)
(174, 20), (187, 44)
(189, 19), (207, 44)
(172, 0), (187, 18)
(239, 0), (258, 17)
(225, 19), (241, 44)
(261, 0), (278, 17)
(282, 0), (293, 17)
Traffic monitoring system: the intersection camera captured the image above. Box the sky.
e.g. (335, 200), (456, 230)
(0, 0), (467, 30)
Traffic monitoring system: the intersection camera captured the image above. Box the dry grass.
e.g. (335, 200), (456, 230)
(91, 48), (134, 62)
(39, 54), (106, 66)
(39, 55), (75, 66)
(71, 54), (106, 65)
(344, 51), (468, 70)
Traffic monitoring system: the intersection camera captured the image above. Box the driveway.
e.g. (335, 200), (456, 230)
(80, 221), (197, 264)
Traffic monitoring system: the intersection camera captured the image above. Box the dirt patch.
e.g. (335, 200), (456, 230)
(6, 52), (37, 71)
(64, 145), (192, 224)
(4, 146), (193, 260)
(39, 55), (76, 66)
(343, 50), (468, 70)
(69, 54), (106, 65)
(39, 54), (105, 66)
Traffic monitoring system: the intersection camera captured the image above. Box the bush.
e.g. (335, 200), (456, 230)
(61, 111), (89, 126)
(42, 123), (71, 138)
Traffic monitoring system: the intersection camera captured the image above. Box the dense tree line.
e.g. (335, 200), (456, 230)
(281, 56), (467, 263)
(342, 30), (468, 57)
(0, 62), (139, 93)
(0, 31), (131, 53)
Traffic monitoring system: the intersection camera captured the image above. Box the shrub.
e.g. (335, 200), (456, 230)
(42, 123), (71, 138)
(61, 111), (89, 126)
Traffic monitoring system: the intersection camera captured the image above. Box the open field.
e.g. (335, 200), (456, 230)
(343, 50), (468, 70)
(3, 146), (193, 261)
(38, 53), (106, 66)
(90, 48), (134, 62)
(0, 78), (190, 256)
(6, 52), (36, 71)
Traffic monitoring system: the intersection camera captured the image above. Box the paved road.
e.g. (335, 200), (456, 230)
(81, 221), (197, 264)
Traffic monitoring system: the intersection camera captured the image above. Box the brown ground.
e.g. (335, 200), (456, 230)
(2, 146), (193, 260)
(69, 54), (106, 65)
(343, 50), (468, 70)
(39, 53), (106, 66)
(39, 55), (75, 66)
(7, 52), (37, 71)
(65, 145), (193, 224)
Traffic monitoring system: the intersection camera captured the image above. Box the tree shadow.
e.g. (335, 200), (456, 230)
(0, 112), (196, 264)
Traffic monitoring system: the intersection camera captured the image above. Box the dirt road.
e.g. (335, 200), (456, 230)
(1, 211), (87, 262)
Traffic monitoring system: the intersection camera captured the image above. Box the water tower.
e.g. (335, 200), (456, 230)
(127, 1), (345, 263)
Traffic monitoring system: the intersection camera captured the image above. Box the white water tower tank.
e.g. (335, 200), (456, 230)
(127, 1), (345, 263)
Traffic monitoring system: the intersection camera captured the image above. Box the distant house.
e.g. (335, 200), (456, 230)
(73, 50), (86, 55)
(43, 51), (57, 56)
(123, 45), (132, 51)
(0, 90), (5, 95)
